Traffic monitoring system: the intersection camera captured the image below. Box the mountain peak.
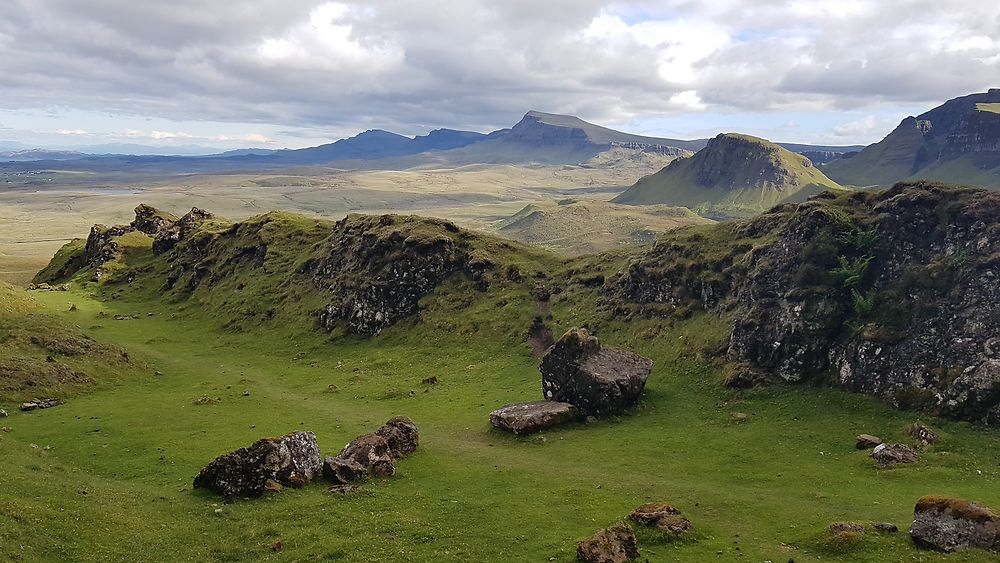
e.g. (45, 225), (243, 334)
(613, 133), (841, 215)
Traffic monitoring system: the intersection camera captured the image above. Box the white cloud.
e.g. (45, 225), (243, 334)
(56, 128), (88, 135)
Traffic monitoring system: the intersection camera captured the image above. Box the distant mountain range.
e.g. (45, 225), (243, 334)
(614, 133), (842, 216)
(824, 89), (1000, 188)
(0, 111), (862, 174)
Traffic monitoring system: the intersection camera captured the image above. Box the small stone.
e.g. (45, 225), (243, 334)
(0, 409), (7, 418)
(906, 423), (938, 446)
(270, 541), (283, 553)
(422, 376), (438, 385)
(490, 401), (582, 435)
(731, 412), (749, 422)
(856, 434), (882, 449)
(871, 443), (919, 466)
(873, 522), (898, 533)
(1, 427), (11, 432)
(242, 390), (250, 397)
(629, 503), (681, 525)
(577, 524), (638, 563)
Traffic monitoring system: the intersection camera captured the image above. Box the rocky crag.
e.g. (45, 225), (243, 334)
(608, 181), (1000, 423)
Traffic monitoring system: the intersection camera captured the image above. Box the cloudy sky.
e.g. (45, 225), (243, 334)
(0, 0), (997, 152)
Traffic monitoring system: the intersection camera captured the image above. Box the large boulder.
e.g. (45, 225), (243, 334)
(577, 524), (639, 563)
(490, 401), (582, 435)
(192, 431), (322, 499)
(337, 433), (395, 477)
(375, 416), (419, 458)
(910, 496), (1000, 552)
(541, 329), (653, 416)
(322, 456), (368, 484)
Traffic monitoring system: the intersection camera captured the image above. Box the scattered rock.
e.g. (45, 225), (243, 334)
(856, 434), (882, 449)
(906, 423), (938, 446)
(328, 484), (360, 495)
(192, 431), (322, 499)
(322, 456), (368, 485)
(337, 433), (395, 477)
(1, 426), (10, 432)
(490, 401), (582, 435)
(374, 416), (419, 458)
(19, 398), (61, 412)
(873, 522), (898, 533)
(540, 329), (653, 417)
(577, 524), (639, 563)
(628, 503), (681, 525)
(192, 396), (222, 406)
(910, 496), (1000, 552)
(654, 515), (693, 535)
(830, 522), (865, 535)
(422, 376), (438, 385)
(270, 541), (284, 553)
(0, 409), (7, 418)
(731, 412), (749, 422)
(871, 443), (919, 466)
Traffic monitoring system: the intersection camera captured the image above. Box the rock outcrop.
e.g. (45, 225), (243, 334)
(84, 224), (134, 271)
(153, 207), (214, 255)
(577, 524), (639, 563)
(132, 204), (178, 236)
(910, 496), (1000, 552)
(609, 182), (1000, 424)
(19, 398), (61, 411)
(540, 329), (653, 417)
(490, 401), (582, 435)
(192, 432), (322, 499)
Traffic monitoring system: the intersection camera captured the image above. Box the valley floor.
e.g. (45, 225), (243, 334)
(2, 285), (999, 561)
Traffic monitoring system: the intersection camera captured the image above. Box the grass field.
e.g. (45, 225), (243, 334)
(2, 267), (1000, 561)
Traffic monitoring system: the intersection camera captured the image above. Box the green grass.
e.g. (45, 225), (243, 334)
(976, 103), (1000, 114)
(1, 276), (999, 561)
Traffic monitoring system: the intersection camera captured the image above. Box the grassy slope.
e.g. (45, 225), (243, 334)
(498, 199), (712, 256)
(3, 212), (1000, 561)
(977, 103), (1000, 113)
(822, 119), (925, 187)
(614, 134), (842, 216)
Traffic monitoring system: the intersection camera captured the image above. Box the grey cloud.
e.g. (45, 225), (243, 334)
(0, 0), (997, 137)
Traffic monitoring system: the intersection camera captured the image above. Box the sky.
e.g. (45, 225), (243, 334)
(0, 0), (997, 153)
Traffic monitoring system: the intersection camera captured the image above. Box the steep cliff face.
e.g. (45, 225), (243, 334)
(824, 89), (1000, 188)
(607, 182), (1000, 423)
(613, 133), (842, 216)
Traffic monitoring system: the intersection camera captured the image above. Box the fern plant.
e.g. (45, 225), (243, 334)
(830, 255), (873, 289)
(851, 288), (876, 318)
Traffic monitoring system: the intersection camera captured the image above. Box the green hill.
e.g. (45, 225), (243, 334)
(824, 89), (1000, 188)
(613, 133), (843, 216)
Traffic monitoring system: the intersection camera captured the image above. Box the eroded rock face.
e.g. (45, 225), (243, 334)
(910, 496), (1000, 552)
(540, 329), (652, 417)
(337, 433), (395, 477)
(490, 401), (582, 435)
(153, 207), (215, 255)
(192, 431), (322, 499)
(131, 204), (178, 236)
(577, 524), (639, 563)
(871, 443), (919, 466)
(84, 224), (135, 272)
(312, 215), (475, 336)
(374, 416), (419, 458)
(607, 183), (1000, 424)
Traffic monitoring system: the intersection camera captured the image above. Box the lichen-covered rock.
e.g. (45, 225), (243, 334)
(192, 431), (322, 499)
(831, 522), (865, 535)
(608, 183), (1000, 424)
(337, 433), (395, 477)
(131, 204), (178, 236)
(490, 401), (582, 435)
(856, 434), (883, 449)
(910, 496), (1000, 552)
(871, 443), (919, 466)
(907, 423), (938, 446)
(577, 524), (639, 563)
(322, 456), (368, 484)
(153, 207), (215, 255)
(374, 416), (419, 458)
(540, 329), (652, 416)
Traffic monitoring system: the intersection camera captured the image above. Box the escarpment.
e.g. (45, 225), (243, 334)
(608, 181), (1000, 423)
